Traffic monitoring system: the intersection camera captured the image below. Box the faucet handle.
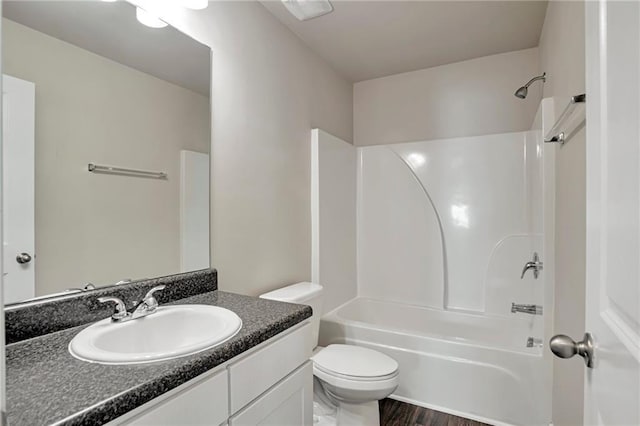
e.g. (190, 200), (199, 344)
(521, 252), (543, 279)
(98, 296), (129, 321)
(520, 262), (535, 279)
(144, 285), (166, 300)
(142, 285), (166, 310)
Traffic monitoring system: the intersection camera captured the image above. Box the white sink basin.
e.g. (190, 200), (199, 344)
(69, 305), (242, 365)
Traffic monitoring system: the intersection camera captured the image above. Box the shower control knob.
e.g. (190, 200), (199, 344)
(16, 252), (32, 264)
(549, 333), (594, 368)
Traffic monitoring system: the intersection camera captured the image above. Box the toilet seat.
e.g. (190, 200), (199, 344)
(314, 363), (398, 382)
(311, 344), (399, 392)
(312, 344), (398, 378)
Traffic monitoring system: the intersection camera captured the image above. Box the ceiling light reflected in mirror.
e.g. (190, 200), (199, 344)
(102, 0), (209, 29)
(136, 7), (168, 28)
(182, 0), (209, 10)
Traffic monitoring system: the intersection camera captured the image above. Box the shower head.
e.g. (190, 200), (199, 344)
(514, 72), (546, 99)
(514, 86), (528, 99)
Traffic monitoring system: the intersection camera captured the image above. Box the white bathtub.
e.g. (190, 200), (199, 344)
(318, 298), (550, 426)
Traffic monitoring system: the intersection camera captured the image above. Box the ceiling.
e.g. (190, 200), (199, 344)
(261, 1), (548, 82)
(4, 1), (210, 96)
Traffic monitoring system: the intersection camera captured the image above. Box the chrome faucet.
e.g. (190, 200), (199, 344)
(511, 303), (543, 315)
(97, 296), (129, 322)
(98, 285), (166, 323)
(521, 252), (543, 279)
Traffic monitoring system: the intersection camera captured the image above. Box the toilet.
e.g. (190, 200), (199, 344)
(260, 282), (399, 426)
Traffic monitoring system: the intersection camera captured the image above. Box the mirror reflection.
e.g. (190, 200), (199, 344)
(2, 1), (211, 304)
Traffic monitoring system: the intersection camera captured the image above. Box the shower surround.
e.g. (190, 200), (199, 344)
(357, 131), (543, 316)
(315, 104), (554, 425)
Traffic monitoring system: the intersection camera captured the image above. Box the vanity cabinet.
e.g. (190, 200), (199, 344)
(228, 319), (311, 413)
(114, 322), (312, 426)
(229, 362), (312, 426)
(127, 369), (229, 426)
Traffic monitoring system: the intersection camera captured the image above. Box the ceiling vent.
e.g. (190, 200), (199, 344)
(281, 0), (333, 21)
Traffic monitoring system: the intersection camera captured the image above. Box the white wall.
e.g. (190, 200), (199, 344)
(150, 2), (353, 297)
(538, 1), (587, 425)
(354, 48), (541, 146)
(311, 129), (356, 313)
(3, 18), (210, 295)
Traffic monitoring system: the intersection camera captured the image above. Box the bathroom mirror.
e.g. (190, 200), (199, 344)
(2, 1), (211, 305)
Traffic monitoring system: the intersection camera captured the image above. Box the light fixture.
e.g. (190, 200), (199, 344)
(281, 0), (333, 21)
(101, 0), (118, 2)
(136, 7), (168, 28)
(181, 0), (208, 10)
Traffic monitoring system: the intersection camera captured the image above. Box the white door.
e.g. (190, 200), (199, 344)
(2, 75), (36, 304)
(582, 1), (640, 424)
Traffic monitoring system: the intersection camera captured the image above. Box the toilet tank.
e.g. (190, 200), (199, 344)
(260, 282), (323, 351)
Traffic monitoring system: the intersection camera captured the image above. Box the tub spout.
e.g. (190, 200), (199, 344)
(511, 303), (543, 315)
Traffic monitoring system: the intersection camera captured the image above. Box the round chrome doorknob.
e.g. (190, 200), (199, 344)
(550, 335), (578, 358)
(16, 253), (32, 264)
(549, 333), (594, 368)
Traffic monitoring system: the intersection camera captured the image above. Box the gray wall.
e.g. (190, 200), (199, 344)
(353, 47), (541, 145)
(162, 2), (354, 297)
(538, 1), (587, 425)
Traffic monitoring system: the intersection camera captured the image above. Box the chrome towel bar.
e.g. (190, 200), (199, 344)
(88, 163), (167, 179)
(544, 93), (586, 145)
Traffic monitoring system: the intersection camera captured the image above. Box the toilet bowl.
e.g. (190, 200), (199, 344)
(313, 344), (399, 403)
(260, 283), (399, 425)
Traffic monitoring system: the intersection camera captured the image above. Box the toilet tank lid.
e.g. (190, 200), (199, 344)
(259, 282), (323, 303)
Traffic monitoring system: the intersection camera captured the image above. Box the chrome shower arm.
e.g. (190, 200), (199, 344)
(523, 72), (546, 88)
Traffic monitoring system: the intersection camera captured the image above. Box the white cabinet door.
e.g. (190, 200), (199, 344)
(584, 1), (640, 424)
(124, 369), (228, 426)
(229, 362), (313, 426)
(228, 323), (311, 413)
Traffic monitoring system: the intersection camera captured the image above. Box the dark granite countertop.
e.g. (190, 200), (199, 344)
(6, 290), (312, 426)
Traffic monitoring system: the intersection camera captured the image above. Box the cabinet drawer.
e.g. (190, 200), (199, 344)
(125, 369), (228, 426)
(229, 361), (313, 426)
(229, 322), (311, 413)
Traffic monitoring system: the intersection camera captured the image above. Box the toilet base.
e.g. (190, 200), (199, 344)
(313, 378), (381, 426)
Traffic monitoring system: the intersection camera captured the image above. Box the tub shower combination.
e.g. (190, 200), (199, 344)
(317, 127), (552, 425)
